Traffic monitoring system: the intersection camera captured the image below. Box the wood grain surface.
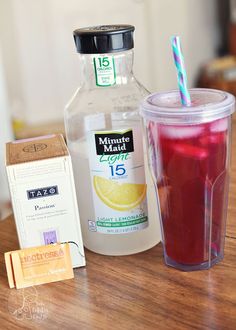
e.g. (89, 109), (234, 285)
(0, 120), (236, 330)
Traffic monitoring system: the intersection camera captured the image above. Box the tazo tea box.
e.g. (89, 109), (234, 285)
(6, 134), (85, 268)
(5, 243), (74, 289)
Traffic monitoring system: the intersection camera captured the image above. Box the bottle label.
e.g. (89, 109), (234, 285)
(93, 55), (116, 86)
(87, 127), (148, 234)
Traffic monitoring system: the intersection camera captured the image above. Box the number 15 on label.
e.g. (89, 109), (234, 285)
(109, 164), (126, 177)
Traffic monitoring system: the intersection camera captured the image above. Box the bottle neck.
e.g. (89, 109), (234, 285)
(79, 49), (134, 88)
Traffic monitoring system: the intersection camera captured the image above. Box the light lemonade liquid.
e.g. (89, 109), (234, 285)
(65, 25), (161, 255)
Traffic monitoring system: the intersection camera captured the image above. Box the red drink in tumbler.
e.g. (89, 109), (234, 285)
(141, 89), (235, 271)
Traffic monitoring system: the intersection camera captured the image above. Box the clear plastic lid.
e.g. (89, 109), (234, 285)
(140, 88), (235, 124)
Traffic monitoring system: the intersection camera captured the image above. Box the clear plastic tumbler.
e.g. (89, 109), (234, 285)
(141, 88), (235, 271)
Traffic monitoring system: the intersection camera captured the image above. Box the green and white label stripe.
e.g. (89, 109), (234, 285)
(97, 216), (148, 228)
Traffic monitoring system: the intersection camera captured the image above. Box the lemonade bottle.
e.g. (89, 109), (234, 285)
(64, 25), (161, 255)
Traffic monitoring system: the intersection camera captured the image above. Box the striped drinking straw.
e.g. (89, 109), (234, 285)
(171, 36), (191, 106)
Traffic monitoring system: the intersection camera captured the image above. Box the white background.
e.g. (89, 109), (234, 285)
(0, 0), (220, 203)
(0, 0), (219, 124)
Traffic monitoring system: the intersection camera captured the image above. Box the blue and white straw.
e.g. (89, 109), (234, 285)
(171, 36), (191, 106)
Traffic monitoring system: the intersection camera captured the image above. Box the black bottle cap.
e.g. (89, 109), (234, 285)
(73, 24), (135, 54)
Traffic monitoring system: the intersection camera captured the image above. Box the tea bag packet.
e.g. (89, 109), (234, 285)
(5, 134), (85, 268)
(5, 243), (74, 289)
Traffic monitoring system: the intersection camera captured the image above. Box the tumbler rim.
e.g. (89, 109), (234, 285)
(140, 88), (235, 125)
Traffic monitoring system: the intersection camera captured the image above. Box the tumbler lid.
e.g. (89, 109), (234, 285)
(73, 25), (135, 54)
(140, 88), (235, 125)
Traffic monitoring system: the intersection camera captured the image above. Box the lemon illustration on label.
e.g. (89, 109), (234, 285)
(93, 176), (146, 211)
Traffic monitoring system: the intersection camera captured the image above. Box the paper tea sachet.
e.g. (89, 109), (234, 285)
(5, 243), (74, 289)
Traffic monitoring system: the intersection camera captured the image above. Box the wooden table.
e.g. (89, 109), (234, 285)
(1, 125), (236, 330)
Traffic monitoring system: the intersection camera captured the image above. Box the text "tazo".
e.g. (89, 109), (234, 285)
(27, 186), (58, 200)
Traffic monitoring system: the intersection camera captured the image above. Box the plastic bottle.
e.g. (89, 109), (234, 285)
(64, 25), (161, 255)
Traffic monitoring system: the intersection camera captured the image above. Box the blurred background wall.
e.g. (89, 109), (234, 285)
(0, 51), (13, 206)
(0, 0), (220, 125)
(1, 0), (234, 214)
